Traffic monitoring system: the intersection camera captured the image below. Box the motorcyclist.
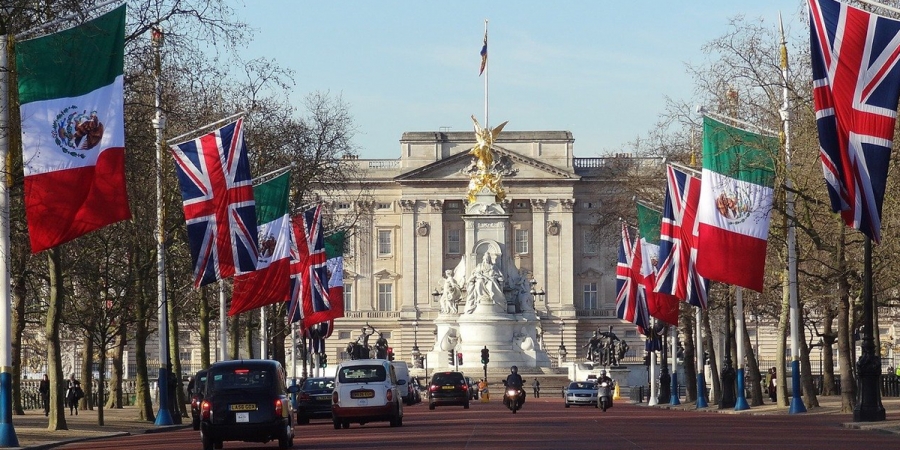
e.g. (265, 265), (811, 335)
(504, 366), (526, 408)
(597, 370), (613, 386)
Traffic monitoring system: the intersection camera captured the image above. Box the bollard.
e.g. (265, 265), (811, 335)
(613, 383), (621, 400)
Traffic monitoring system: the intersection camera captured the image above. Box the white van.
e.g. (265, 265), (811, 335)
(390, 361), (415, 405)
(332, 359), (404, 429)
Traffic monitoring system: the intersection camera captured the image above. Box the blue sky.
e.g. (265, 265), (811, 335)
(235, 1), (806, 159)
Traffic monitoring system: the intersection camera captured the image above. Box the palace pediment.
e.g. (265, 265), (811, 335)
(393, 146), (578, 184)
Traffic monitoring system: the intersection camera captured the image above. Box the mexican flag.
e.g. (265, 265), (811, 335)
(636, 202), (679, 325)
(230, 172), (292, 316)
(325, 230), (346, 318)
(17, 5), (130, 253)
(696, 116), (777, 292)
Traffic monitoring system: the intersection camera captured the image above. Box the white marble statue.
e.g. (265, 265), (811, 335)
(439, 269), (462, 314)
(464, 252), (505, 314)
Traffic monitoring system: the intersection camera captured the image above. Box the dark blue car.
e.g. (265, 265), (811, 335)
(296, 377), (335, 425)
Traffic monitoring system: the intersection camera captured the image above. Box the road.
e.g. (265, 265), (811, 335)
(57, 396), (899, 450)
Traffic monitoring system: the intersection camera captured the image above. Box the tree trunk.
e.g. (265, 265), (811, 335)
(703, 309), (721, 403)
(80, 334), (94, 411)
(199, 285), (211, 368)
(776, 269), (790, 408)
(742, 317), (764, 406)
(822, 307), (837, 396)
(106, 323), (126, 409)
(798, 314), (820, 408)
(836, 225), (856, 412)
(46, 248), (68, 430)
(97, 353), (106, 426)
(167, 270), (187, 419)
(229, 313), (240, 360)
(135, 264), (155, 422)
(11, 275), (26, 415)
(245, 315), (254, 358)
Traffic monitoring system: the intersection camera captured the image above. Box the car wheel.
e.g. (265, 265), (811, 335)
(341, 420), (350, 429)
(565, 402), (570, 408)
(214, 441), (223, 449)
(201, 430), (214, 450)
(463, 401), (470, 409)
(192, 417), (200, 431)
(298, 414), (309, 425)
(429, 402), (435, 410)
(333, 419), (341, 430)
(390, 414), (400, 427)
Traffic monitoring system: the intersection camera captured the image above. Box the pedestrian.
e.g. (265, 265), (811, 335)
(532, 378), (541, 398)
(38, 374), (50, 416)
(65, 373), (83, 416)
(767, 367), (777, 403)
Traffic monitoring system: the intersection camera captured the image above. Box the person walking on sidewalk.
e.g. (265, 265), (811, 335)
(66, 374), (83, 416)
(532, 378), (541, 398)
(39, 374), (50, 416)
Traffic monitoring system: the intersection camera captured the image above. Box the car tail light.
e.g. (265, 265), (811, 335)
(429, 385), (438, 392)
(299, 393), (311, 401)
(386, 389), (393, 402)
(332, 391), (339, 406)
(200, 399), (212, 421)
(275, 398), (284, 416)
(461, 384), (468, 391)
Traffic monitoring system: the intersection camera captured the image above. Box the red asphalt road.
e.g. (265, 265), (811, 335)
(58, 396), (899, 450)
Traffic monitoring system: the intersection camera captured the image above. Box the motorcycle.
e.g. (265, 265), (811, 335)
(597, 380), (612, 412)
(502, 381), (525, 414)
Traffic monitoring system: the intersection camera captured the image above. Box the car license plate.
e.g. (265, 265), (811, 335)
(317, 396), (331, 402)
(230, 403), (257, 411)
(235, 412), (249, 423)
(350, 390), (374, 399)
(357, 399), (368, 406)
(441, 386), (455, 390)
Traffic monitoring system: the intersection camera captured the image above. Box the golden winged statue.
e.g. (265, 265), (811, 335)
(467, 115), (509, 203)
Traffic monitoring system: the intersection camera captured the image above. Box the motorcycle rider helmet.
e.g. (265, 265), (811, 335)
(511, 365), (518, 374)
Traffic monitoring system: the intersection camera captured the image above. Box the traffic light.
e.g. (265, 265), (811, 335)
(387, 347), (395, 361)
(481, 347), (490, 365)
(448, 349), (454, 365)
(321, 352), (328, 368)
(456, 352), (463, 365)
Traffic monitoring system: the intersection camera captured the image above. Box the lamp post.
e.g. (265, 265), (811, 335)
(530, 279), (545, 314)
(411, 307), (421, 369)
(558, 320), (567, 366)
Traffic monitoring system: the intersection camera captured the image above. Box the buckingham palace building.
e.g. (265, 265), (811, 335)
(315, 128), (655, 372)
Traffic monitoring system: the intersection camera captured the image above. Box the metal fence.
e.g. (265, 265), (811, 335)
(19, 379), (140, 411)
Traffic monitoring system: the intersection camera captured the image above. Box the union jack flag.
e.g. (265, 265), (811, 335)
(287, 205), (334, 328)
(616, 222), (649, 334)
(655, 165), (708, 308)
(171, 118), (258, 287)
(809, 0), (900, 244)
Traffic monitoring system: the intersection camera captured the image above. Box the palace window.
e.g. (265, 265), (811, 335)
(339, 331), (351, 340)
(583, 282), (598, 310)
(377, 283), (393, 311)
(344, 284), (354, 311)
(515, 229), (529, 254)
(337, 202), (351, 210)
(377, 230), (392, 256)
(447, 229), (461, 254)
(583, 228), (598, 254)
(377, 202), (392, 210)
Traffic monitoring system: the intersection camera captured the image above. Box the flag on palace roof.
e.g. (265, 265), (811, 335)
(479, 27), (488, 76)
(17, 5), (131, 253)
(637, 202), (679, 326)
(170, 118), (258, 287)
(696, 116), (776, 292)
(230, 172), (292, 316)
(616, 222), (649, 334)
(655, 165), (708, 308)
(808, 0), (900, 244)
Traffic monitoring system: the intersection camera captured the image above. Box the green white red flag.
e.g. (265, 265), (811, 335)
(636, 202), (679, 325)
(696, 116), (777, 292)
(229, 172), (292, 315)
(17, 5), (130, 253)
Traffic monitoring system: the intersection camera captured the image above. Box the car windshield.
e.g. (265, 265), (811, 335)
(338, 365), (386, 383)
(208, 367), (274, 392)
(196, 376), (207, 394)
(303, 378), (335, 390)
(569, 382), (596, 390)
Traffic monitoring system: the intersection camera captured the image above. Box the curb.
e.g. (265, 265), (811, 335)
(19, 423), (191, 449)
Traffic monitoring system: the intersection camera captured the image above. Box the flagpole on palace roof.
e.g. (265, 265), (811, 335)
(0, 13), (21, 447)
(152, 26), (174, 427)
(483, 19), (489, 129)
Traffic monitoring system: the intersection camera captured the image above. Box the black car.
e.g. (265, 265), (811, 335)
(428, 371), (470, 410)
(296, 377), (335, 424)
(190, 369), (208, 430)
(198, 360), (298, 450)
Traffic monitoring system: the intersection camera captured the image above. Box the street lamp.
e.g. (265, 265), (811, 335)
(411, 308), (421, 369)
(558, 320), (568, 365)
(530, 279), (545, 313)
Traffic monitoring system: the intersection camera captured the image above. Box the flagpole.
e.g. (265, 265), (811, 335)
(14, 0), (122, 40)
(695, 307), (708, 408)
(779, 14), (806, 415)
(219, 281), (227, 361)
(152, 27), (173, 426)
(669, 324), (680, 405)
(0, 15), (20, 447)
(260, 308), (267, 359)
(734, 287), (749, 410)
(648, 319), (658, 406)
(483, 19), (489, 129)
(167, 111), (246, 146)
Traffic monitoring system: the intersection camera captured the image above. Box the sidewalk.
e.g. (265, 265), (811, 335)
(5, 406), (187, 450)
(639, 394), (900, 435)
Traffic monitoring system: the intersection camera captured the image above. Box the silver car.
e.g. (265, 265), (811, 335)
(564, 381), (598, 408)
